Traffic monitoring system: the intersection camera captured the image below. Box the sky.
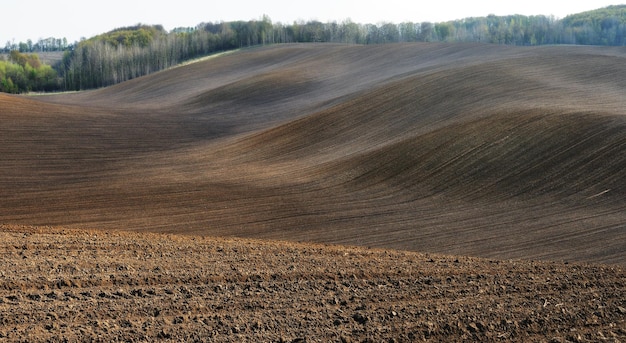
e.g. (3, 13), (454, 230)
(1, 0), (623, 44)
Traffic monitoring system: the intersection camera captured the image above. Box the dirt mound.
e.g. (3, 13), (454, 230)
(0, 225), (623, 342)
(1, 43), (626, 264)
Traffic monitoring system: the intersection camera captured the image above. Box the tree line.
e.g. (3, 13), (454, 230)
(61, 6), (626, 91)
(2, 5), (625, 93)
(0, 51), (58, 93)
(3, 37), (70, 53)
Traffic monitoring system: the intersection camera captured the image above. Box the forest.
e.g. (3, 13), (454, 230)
(1, 5), (625, 93)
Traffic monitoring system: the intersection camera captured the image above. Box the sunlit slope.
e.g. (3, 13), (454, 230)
(1, 43), (625, 264)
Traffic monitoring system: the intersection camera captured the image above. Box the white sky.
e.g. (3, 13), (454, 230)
(1, 0), (622, 44)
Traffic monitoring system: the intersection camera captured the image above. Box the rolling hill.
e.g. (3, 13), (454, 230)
(1, 42), (625, 264)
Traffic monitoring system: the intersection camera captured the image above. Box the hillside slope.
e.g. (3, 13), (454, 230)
(1, 43), (625, 264)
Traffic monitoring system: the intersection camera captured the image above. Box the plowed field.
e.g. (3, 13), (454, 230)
(2, 43), (625, 264)
(1, 43), (625, 341)
(0, 225), (623, 342)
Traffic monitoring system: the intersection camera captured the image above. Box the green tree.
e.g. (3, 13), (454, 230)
(0, 51), (58, 93)
(420, 22), (434, 41)
(435, 22), (453, 41)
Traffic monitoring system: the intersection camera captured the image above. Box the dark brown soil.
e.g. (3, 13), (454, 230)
(0, 225), (624, 342)
(1, 43), (625, 264)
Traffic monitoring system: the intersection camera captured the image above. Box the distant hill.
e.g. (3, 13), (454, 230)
(561, 5), (626, 45)
(86, 24), (167, 48)
(563, 4), (626, 26)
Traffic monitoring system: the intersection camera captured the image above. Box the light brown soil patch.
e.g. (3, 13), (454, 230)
(0, 225), (624, 342)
